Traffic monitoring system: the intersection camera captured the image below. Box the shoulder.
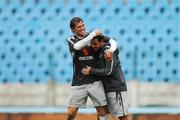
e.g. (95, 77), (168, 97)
(67, 35), (75, 43)
(102, 43), (111, 51)
(67, 35), (80, 46)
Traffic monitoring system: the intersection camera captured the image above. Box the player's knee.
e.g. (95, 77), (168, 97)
(67, 108), (78, 120)
(67, 112), (76, 120)
(67, 110), (76, 117)
(96, 106), (108, 116)
(67, 111), (74, 117)
(119, 115), (129, 120)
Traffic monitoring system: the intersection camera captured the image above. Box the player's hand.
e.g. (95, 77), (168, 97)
(93, 29), (102, 36)
(104, 50), (113, 61)
(81, 66), (91, 75)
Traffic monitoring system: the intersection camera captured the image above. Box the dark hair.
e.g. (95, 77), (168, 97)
(70, 17), (84, 29)
(93, 35), (104, 42)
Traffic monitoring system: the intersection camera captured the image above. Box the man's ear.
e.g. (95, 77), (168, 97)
(71, 29), (75, 33)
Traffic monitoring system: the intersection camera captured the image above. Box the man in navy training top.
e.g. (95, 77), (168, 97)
(82, 35), (129, 120)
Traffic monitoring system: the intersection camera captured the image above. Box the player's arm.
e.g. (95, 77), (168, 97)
(106, 37), (117, 52)
(103, 36), (117, 52)
(82, 57), (113, 76)
(73, 30), (102, 50)
(103, 36), (117, 61)
(90, 60), (113, 76)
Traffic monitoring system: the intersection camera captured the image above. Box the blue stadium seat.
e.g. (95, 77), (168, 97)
(89, 0), (110, 19)
(132, 0), (154, 19)
(136, 48), (156, 82)
(118, 46), (134, 80)
(101, 0), (124, 20)
(0, 0), (180, 84)
(0, 0), (21, 20)
(14, 0), (36, 21)
(74, 0), (94, 19)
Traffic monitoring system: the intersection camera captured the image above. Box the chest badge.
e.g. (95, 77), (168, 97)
(82, 48), (89, 56)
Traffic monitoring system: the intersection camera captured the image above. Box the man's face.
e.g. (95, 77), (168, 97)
(91, 39), (102, 52)
(72, 21), (86, 37)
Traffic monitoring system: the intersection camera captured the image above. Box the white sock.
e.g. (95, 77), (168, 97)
(98, 114), (110, 120)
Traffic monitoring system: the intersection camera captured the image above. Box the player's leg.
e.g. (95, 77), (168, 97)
(67, 107), (78, 120)
(107, 91), (129, 120)
(96, 105), (109, 116)
(67, 85), (88, 120)
(119, 115), (129, 120)
(95, 106), (110, 120)
(88, 81), (110, 120)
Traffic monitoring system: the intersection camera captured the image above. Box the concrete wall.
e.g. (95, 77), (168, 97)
(0, 80), (180, 107)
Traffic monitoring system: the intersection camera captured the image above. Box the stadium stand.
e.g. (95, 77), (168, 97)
(0, 2), (179, 118)
(0, 0), (179, 84)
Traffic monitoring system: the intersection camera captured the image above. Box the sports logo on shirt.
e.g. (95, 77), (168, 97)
(82, 48), (89, 56)
(79, 48), (93, 61)
(79, 56), (93, 61)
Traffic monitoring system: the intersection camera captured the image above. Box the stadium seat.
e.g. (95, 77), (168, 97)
(0, 0), (179, 84)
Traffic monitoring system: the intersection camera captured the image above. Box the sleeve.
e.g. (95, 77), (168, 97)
(67, 37), (75, 53)
(73, 31), (96, 50)
(102, 35), (117, 53)
(89, 57), (114, 76)
(107, 38), (117, 53)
